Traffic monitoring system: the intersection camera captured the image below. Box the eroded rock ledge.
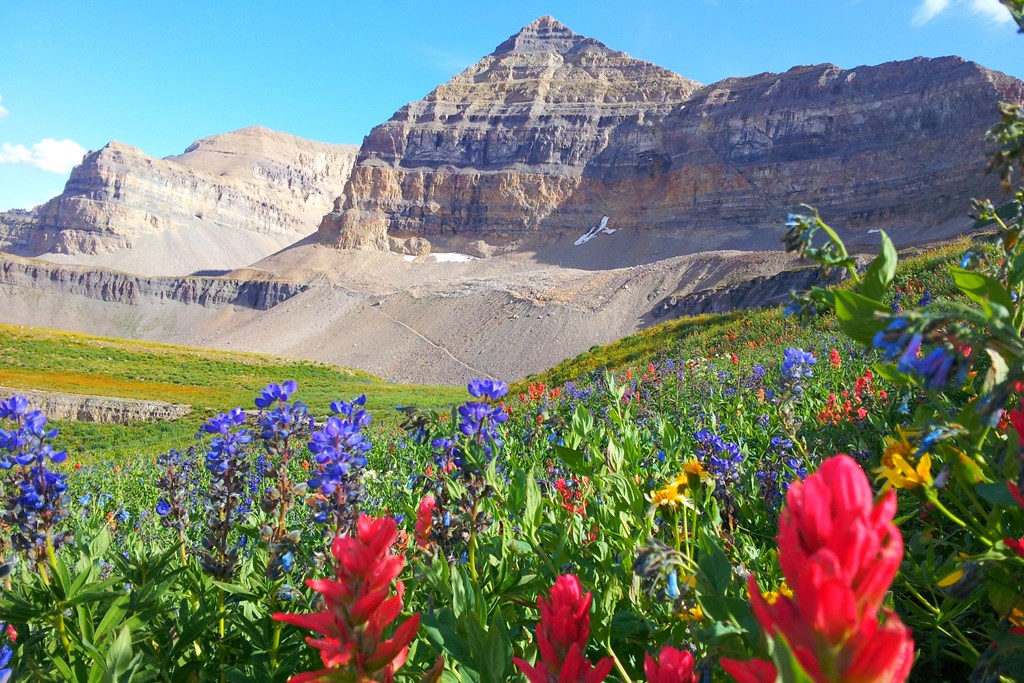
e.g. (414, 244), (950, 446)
(0, 254), (306, 309)
(0, 386), (191, 424)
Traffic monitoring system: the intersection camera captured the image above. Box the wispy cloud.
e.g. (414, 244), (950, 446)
(913, 0), (952, 25)
(912, 0), (1012, 25)
(0, 138), (86, 173)
(969, 0), (1014, 23)
(0, 96), (7, 120)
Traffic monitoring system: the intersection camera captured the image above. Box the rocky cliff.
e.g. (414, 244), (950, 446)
(1, 127), (358, 275)
(319, 16), (701, 250)
(0, 254), (306, 309)
(319, 16), (1024, 255)
(0, 386), (191, 424)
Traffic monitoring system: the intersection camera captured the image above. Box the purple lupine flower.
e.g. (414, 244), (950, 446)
(254, 380), (298, 409)
(781, 348), (817, 381)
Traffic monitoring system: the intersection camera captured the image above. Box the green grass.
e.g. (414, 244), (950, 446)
(0, 325), (466, 462)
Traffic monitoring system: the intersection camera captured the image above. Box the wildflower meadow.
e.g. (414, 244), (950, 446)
(3, 29), (1024, 683)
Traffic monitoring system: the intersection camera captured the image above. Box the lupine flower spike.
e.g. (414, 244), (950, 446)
(273, 514), (423, 682)
(513, 574), (613, 683)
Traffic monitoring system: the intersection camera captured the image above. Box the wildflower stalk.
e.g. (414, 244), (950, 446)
(606, 641), (635, 683)
(468, 496), (480, 583)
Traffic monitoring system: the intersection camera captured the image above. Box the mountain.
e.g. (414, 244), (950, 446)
(0, 127), (357, 275)
(318, 17), (1023, 261)
(2, 17), (1023, 385)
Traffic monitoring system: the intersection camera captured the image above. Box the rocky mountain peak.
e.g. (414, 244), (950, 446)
(492, 16), (599, 55)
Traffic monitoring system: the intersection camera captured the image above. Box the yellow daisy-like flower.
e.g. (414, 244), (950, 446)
(649, 476), (688, 508)
(875, 428), (932, 491)
(681, 460), (706, 478)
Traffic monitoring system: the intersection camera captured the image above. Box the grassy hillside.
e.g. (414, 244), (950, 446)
(516, 239), (965, 390)
(0, 325), (466, 461)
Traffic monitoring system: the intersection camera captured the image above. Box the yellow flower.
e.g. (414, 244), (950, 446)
(875, 428), (932, 491)
(936, 567), (963, 588)
(763, 581), (794, 605)
(650, 477), (688, 508)
(682, 460), (706, 478)
(1010, 608), (1023, 627)
(678, 605), (705, 622)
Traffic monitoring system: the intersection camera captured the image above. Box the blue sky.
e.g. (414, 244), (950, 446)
(0, 0), (1021, 211)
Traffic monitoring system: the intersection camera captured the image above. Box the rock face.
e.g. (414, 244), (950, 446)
(319, 16), (1024, 254)
(0, 386), (191, 424)
(1, 127), (357, 274)
(0, 254), (306, 309)
(319, 16), (701, 249)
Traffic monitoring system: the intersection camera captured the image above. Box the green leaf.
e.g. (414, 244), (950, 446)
(481, 615), (512, 683)
(553, 444), (588, 475)
(950, 266), (1014, 320)
(983, 348), (1010, 395)
(108, 625), (135, 678)
(976, 482), (1019, 507)
(212, 581), (258, 599)
(860, 230), (897, 300)
(871, 363), (911, 386)
(524, 472), (542, 532)
(832, 291), (888, 346)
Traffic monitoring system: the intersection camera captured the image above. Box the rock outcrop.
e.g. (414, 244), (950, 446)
(319, 16), (701, 250)
(0, 254), (306, 309)
(319, 16), (1024, 255)
(1, 127), (357, 275)
(0, 386), (191, 424)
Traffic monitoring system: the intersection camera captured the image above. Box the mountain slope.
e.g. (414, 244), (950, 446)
(1, 127), (358, 275)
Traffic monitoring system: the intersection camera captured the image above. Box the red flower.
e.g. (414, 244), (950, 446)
(274, 515), (423, 682)
(720, 658), (777, 683)
(1010, 481), (1024, 509)
(1006, 537), (1024, 559)
(415, 495), (436, 549)
(729, 455), (914, 683)
(644, 645), (696, 683)
(829, 348), (842, 368)
(513, 575), (613, 683)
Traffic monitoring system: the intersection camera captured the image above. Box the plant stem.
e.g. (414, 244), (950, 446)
(606, 641), (634, 683)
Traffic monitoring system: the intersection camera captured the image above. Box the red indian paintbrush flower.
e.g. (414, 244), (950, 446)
(513, 574), (613, 683)
(415, 495), (436, 549)
(725, 454), (914, 683)
(644, 645), (696, 683)
(273, 514), (422, 683)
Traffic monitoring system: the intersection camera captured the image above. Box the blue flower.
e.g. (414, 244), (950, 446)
(156, 499), (171, 517)
(254, 380), (298, 409)
(781, 348), (817, 381)
(467, 379), (509, 402)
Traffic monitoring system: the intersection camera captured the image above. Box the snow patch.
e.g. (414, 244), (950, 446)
(431, 252), (477, 263)
(574, 216), (616, 246)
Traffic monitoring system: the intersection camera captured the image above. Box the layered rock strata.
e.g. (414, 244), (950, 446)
(0, 386), (191, 424)
(319, 16), (1024, 254)
(319, 15), (701, 249)
(0, 254), (305, 309)
(2, 127), (357, 274)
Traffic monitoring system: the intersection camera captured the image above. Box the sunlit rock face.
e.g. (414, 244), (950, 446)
(320, 16), (1024, 254)
(2, 127), (357, 274)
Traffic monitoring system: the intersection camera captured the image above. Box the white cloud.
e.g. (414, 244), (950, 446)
(0, 138), (86, 173)
(969, 0), (1013, 23)
(913, 0), (1013, 24)
(0, 96), (7, 120)
(913, 0), (952, 25)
